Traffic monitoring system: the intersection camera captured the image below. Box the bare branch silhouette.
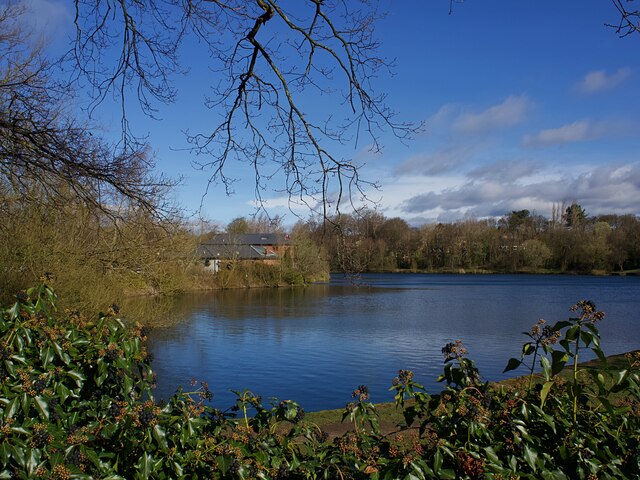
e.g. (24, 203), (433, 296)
(608, 0), (640, 37)
(71, 0), (421, 218)
(1, 3), (177, 221)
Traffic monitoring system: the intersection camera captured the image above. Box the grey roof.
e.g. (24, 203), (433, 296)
(198, 233), (290, 260)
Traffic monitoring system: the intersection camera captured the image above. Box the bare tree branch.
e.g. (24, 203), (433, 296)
(0, 4), (177, 221)
(608, 0), (640, 37)
(70, 0), (422, 219)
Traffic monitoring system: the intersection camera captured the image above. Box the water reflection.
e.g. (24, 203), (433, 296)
(141, 274), (640, 411)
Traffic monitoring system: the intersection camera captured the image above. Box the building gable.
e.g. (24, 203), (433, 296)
(198, 233), (290, 261)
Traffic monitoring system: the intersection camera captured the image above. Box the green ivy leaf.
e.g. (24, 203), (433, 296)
(0, 443), (9, 464)
(152, 425), (168, 450)
(33, 396), (49, 421)
(10, 445), (25, 469)
(541, 356), (552, 381)
(408, 463), (426, 480)
(67, 369), (86, 386)
(543, 470), (568, 479)
(524, 445), (538, 472)
(136, 452), (153, 478)
(433, 449), (443, 474)
(56, 383), (72, 403)
(7, 303), (20, 321)
(566, 325), (580, 341)
(484, 446), (501, 466)
(580, 330), (593, 347)
(540, 381), (554, 408)
(39, 346), (54, 369)
(5, 397), (19, 419)
(554, 320), (572, 331)
(522, 342), (535, 356)
(559, 339), (571, 353)
(172, 461), (183, 477)
(25, 449), (38, 477)
(504, 357), (522, 373)
(551, 351), (568, 376)
(20, 393), (31, 416)
(437, 468), (456, 479)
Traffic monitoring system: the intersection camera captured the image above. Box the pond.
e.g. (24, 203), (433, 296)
(141, 273), (640, 412)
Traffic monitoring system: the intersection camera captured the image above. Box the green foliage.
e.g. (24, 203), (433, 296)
(0, 190), (209, 312)
(564, 202), (588, 228)
(521, 239), (552, 269)
(226, 217), (251, 235)
(1, 287), (639, 479)
(211, 261), (303, 289)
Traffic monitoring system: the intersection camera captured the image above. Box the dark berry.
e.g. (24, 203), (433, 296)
(67, 449), (86, 467)
(0, 347), (11, 361)
(228, 459), (240, 474)
(139, 406), (156, 427)
(276, 464), (290, 479)
(109, 402), (121, 418)
(33, 378), (47, 393)
(30, 429), (51, 448)
(105, 349), (119, 362)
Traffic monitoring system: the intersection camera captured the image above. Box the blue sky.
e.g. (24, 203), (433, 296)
(19, 0), (640, 227)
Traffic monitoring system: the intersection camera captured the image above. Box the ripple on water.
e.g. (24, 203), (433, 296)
(145, 274), (640, 411)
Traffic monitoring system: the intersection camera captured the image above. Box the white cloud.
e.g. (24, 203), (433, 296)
(469, 159), (539, 183)
(523, 120), (594, 147)
(393, 143), (478, 176)
(352, 144), (384, 163)
(401, 180), (508, 214)
(577, 68), (631, 94)
(523, 118), (638, 147)
(396, 161), (640, 220)
(240, 159), (640, 226)
(453, 95), (530, 134)
(422, 104), (459, 135)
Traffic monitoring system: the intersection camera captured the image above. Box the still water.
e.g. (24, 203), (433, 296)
(143, 274), (640, 411)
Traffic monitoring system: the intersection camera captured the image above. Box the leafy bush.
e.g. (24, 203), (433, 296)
(1, 285), (639, 478)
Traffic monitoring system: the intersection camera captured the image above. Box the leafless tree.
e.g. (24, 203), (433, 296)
(609, 0), (640, 37)
(71, 0), (420, 219)
(0, 3), (177, 221)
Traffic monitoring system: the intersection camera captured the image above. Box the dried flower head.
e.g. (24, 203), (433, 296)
(40, 272), (55, 282)
(571, 300), (605, 322)
(529, 318), (561, 346)
(456, 450), (485, 479)
(625, 351), (640, 368)
(393, 369), (414, 386)
(51, 464), (71, 480)
(352, 385), (369, 402)
(442, 340), (468, 361)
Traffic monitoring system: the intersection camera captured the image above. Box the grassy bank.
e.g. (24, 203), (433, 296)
(303, 350), (640, 439)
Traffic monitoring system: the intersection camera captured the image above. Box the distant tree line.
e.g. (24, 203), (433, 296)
(295, 203), (640, 274)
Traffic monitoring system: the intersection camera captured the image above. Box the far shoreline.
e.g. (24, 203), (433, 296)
(330, 268), (640, 277)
